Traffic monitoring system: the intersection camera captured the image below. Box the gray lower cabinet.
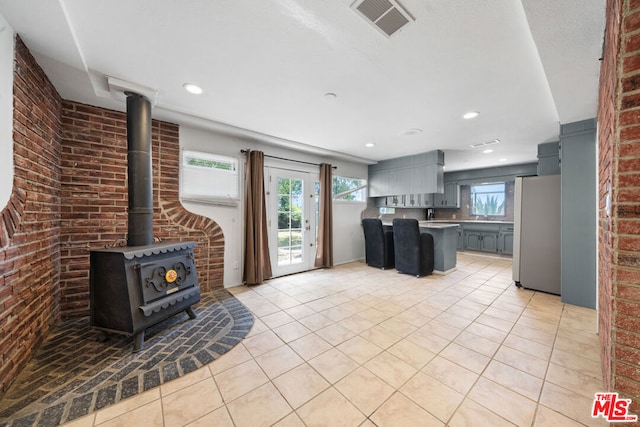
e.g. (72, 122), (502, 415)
(497, 227), (514, 255)
(464, 230), (498, 253)
(480, 232), (498, 252)
(455, 222), (514, 254)
(464, 231), (481, 251)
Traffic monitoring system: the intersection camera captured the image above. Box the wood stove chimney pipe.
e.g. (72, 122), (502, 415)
(126, 92), (154, 246)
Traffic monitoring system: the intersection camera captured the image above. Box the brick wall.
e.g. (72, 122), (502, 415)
(0, 37), (62, 395)
(60, 101), (225, 318)
(0, 38), (224, 396)
(601, 0), (640, 415)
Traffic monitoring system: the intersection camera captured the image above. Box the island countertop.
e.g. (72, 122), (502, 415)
(381, 220), (459, 229)
(423, 219), (514, 225)
(418, 221), (460, 229)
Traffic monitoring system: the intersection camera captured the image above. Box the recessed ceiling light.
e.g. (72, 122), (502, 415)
(402, 128), (423, 136)
(183, 83), (203, 94)
(365, 143), (375, 147)
(324, 92), (337, 99)
(482, 149), (494, 154)
(463, 111), (480, 119)
(499, 158), (508, 162)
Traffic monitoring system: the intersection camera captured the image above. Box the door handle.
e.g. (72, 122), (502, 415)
(305, 225), (311, 231)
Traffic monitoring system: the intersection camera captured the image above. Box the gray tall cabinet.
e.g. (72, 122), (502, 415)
(560, 119), (597, 309)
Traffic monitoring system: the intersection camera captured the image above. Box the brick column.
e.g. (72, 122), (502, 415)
(600, 0), (640, 415)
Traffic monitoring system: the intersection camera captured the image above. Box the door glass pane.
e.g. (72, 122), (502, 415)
(291, 211), (302, 228)
(278, 212), (289, 229)
(291, 230), (302, 246)
(291, 179), (303, 195)
(277, 177), (304, 267)
(279, 194), (290, 211)
(277, 230), (291, 264)
(291, 245), (303, 263)
(292, 195), (303, 210)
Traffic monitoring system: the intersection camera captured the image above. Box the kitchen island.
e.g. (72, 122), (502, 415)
(382, 220), (459, 274)
(423, 220), (514, 255)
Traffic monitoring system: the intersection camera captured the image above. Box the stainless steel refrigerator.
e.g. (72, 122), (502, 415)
(512, 174), (561, 294)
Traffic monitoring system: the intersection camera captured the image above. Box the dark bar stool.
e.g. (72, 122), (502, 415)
(392, 218), (434, 277)
(362, 218), (395, 269)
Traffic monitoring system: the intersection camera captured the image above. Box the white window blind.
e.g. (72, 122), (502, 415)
(180, 150), (239, 205)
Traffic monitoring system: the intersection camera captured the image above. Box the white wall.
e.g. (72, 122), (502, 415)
(179, 125), (368, 287)
(333, 200), (366, 264)
(0, 14), (14, 210)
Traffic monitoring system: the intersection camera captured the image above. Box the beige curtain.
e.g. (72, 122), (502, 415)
(243, 150), (272, 284)
(315, 163), (333, 268)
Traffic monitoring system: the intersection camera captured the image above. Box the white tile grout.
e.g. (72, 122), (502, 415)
(72, 253), (606, 427)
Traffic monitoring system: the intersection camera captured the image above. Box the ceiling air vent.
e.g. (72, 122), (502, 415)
(351, 0), (414, 37)
(470, 139), (501, 148)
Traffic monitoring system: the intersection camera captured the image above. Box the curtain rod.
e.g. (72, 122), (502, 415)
(240, 149), (337, 169)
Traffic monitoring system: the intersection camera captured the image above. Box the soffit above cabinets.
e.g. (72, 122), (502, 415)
(368, 150), (444, 197)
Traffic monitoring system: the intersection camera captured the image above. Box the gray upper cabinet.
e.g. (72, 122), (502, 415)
(389, 195), (405, 207)
(433, 182), (460, 208)
(368, 170), (390, 196)
(375, 195), (405, 207)
(420, 193), (434, 208)
(406, 193), (435, 208)
(432, 192), (444, 207)
(405, 193), (419, 208)
(368, 150), (444, 197)
(376, 193), (434, 208)
(537, 141), (561, 176)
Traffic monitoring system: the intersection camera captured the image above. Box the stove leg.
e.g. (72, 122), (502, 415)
(186, 307), (197, 319)
(133, 332), (145, 353)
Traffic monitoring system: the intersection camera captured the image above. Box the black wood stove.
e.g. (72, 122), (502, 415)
(90, 93), (200, 352)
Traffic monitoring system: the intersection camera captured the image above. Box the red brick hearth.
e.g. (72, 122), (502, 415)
(0, 37), (224, 396)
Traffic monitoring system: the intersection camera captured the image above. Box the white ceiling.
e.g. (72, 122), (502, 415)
(0, 0), (605, 171)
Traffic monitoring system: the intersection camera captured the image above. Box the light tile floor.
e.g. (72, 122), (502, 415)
(61, 253), (607, 426)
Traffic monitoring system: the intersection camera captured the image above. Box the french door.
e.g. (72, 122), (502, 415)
(266, 167), (319, 277)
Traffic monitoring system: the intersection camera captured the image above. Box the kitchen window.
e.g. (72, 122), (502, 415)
(470, 182), (505, 216)
(333, 176), (367, 202)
